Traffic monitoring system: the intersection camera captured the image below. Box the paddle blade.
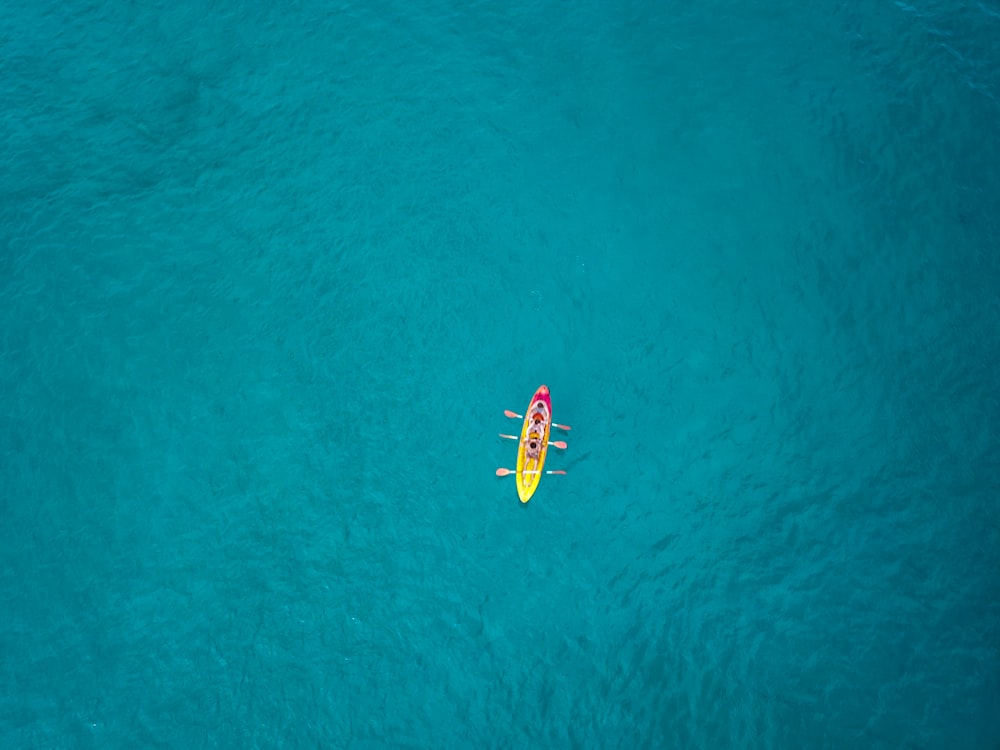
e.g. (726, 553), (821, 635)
(498, 433), (519, 440)
(496, 468), (515, 477)
(554, 423), (571, 431)
(504, 410), (523, 419)
(550, 440), (567, 450)
(548, 470), (567, 475)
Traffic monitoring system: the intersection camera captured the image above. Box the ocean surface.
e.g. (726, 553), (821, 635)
(2, 0), (998, 747)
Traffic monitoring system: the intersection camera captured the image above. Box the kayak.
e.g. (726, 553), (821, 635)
(496, 384), (570, 502)
(515, 385), (553, 503)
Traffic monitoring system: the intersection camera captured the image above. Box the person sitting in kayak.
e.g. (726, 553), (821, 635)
(525, 430), (543, 459)
(523, 401), (550, 459)
(530, 401), (549, 425)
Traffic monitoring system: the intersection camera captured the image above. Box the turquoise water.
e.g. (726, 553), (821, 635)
(2, 0), (999, 747)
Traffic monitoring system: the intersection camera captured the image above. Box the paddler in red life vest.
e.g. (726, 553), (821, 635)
(524, 400), (550, 459)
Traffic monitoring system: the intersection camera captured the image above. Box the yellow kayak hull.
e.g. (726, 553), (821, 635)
(516, 385), (553, 503)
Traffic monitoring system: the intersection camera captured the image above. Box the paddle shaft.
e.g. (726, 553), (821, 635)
(504, 410), (571, 431)
(498, 433), (566, 449)
(496, 468), (567, 477)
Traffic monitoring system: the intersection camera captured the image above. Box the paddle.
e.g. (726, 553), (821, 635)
(498, 433), (567, 449)
(495, 468), (567, 477)
(503, 410), (572, 431)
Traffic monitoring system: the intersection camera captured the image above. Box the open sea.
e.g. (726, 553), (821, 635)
(2, 0), (999, 748)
